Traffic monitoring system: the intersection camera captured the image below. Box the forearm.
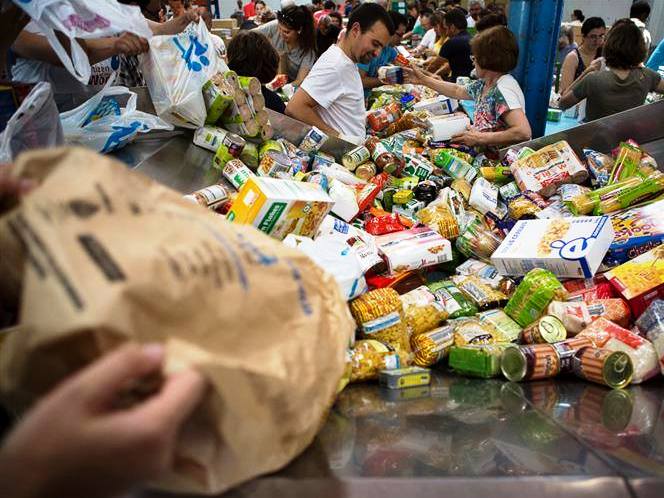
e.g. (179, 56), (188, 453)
(292, 67), (311, 88)
(149, 17), (189, 35)
(476, 126), (531, 148)
(79, 38), (120, 65)
(286, 103), (338, 137)
(421, 74), (470, 100)
(361, 74), (383, 89)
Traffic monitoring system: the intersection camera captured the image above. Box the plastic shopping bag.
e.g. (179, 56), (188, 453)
(11, 0), (151, 84)
(140, 20), (222, 128)
(60, 78), (173, 153)
(0, 82), (63, 163)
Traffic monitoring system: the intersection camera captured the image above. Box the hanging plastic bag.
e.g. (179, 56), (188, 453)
(140, 19), (221, 128)
(11, 0), (151, 84)
(60, 78), (173, 153)
(0, 82), (63, 163)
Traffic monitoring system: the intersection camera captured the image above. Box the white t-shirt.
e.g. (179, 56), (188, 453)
(419, 29), (436, 50)
(210, 33), (226, 59)
(300, 45), (366, 142)
(467, 16), (476, 29)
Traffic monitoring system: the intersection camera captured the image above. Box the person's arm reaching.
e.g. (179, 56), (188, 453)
(451, 108), (532, 148)
(359, 68), (383, 90)
(404, 65), (471, 100)
(286, 88), (339, 137)
(0, 343), (206, 498)
(292, 65), (311, 88)
(12, 30), (148, 67)
(558, 50), (579, 95)
(148, 10), (199, 35)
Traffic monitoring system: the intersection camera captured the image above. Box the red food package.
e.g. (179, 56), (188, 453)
(366, 271), (426, 294)
(372, 172), (391, 190)
(564, 276), (616, 301)
(585, 298), (632, 328)
(365, 213), (407, 236)
(354, 182), (382, 213)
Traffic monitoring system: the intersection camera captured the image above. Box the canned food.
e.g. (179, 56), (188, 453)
(355, 161), (377, 181)
(183, 184), (230, 209)
(342, 145), (371, 171)
(572, 347), (634, 389)
(299, 126), (329, 154)
(521, 315), (567, 345)
(259, 140), (285, 159)
(367, 102), (401, 132)
(258, 151), (292, 177)
(194, 126), (245, 158)
(222, 159), (254, 190)
(240, 142), (259, 169)
(551, 336), (594, 372)
(379, 366), (431, 389)
(501, 344), (561, 382)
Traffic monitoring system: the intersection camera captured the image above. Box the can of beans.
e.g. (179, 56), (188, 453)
(521, 315), (567, 345)
(222, 159), (254, 190)
(342, 145), (371, 171)
(551, 336), (594, 372)
(572, 347), (634, 389)
(258, 151), (292, 177)
(501, 344), (561, 382)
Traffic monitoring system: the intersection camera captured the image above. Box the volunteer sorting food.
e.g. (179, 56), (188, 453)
(2, 1), (664, 498)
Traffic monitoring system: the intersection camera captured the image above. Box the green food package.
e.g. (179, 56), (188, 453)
(504, 268), (566, 327)
(427, 280), (478, 319)
(240, 142), (259, 170)
(448, 344), (510, 378)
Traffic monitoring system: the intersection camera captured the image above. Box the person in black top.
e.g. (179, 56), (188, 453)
(227, 31), (286, 114)
(315, 12), (342, 58)
(439, 8), (473, 82)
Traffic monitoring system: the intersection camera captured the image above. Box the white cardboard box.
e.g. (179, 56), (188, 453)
(491, 216), (615, 279)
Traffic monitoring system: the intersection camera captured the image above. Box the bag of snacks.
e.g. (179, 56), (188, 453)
(350, 288), (412, 355)
(0, 147), (354, 495)
(577, 318), (659, 384)
(584, 148), (613, 187)
(504, 268), (567, 327)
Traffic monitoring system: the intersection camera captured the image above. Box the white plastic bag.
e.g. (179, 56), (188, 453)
(60, 78), (173, 153)
(12, 0), (151, 84)
(140, 20), (221, 128)
(0, 82), (63, 163)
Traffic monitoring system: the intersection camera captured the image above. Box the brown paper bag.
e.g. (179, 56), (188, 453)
(0, 147), (355, 494)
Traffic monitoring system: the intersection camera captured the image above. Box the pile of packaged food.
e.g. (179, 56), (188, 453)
(189, 79), (664, 394)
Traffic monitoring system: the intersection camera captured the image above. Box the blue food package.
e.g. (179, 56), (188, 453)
(605, 199), (664, 267)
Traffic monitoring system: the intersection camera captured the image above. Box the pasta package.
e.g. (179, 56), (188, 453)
(410, 325), (455, 367)
(605, 246), (664, 317)
(404, 303), (449, 337)
(453, 319), (502, 346)
(452, 275), (508, 310)
(577, 318), (659, 383)
(491, 216), (615, 279)
(349, 340), (401, 383)
(504, 268), (567, 327)
(510, 141), (589, 197)
(350, 288), (412, 355)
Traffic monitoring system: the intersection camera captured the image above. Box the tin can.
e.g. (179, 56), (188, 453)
(378, 366), (431, 389)
(211, 134), (247, 168)
(366, 137), (401, 174)
(521, 315), (567, 345)
(240, 142), (259, 169)
(222, 159), (254, 190)
(342, 145), (371, 171)
(260, 122), (274, 141)
(225, 119), (260, 138)
(572, 347), (634, 389)
(299, 126), (329, 154)
(311, 152), (335, 171)
(183, 184), (230, 209)
(501, 344), (561, 382)
(449, 343), (510, 378)
(381, 186), (397, 212)
(259, 140), (285, 159)
(355, 161), (377, 181)
(551, 336), (594, 372)
(258, 151), (292, 177)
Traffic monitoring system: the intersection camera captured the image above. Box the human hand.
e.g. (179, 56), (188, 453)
(114, 32), (149, 56)
(588, 58), (603, 73)
(0, 343), (206, 498)
(451, 126), (485, 147)
(403, 65), (425, 85)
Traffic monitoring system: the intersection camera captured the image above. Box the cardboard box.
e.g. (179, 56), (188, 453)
(212, 19), (237, 30)
(227, 177), (334, 240)
(606, 199), (664, 266)
(376, 226), (453, 275)
(491, 216), (615, 279)
(605, 246), (664, 317)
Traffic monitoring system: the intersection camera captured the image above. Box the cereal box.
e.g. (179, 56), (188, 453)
(510, 141), (589, 197)
(606, 199), (664, 266)
(376, 226), (453, 275)
(491, 216), (615, 279)
(605, 246), (664, 317)
(227, 177), (334, 240)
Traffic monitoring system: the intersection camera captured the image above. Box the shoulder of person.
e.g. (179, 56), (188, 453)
(564, 49), (579, 64)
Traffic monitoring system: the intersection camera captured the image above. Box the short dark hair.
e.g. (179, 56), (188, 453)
(581, 17), (606, 36)
(419, 8), (433, 18)
(255, 0), (265, 6)
(324, 1), (336, 10)
(573, 9), (585, 22)
(389, 11), (408, 31)
(630, 1), (651, 21)
(443, 8), (467, 30)
(475, 12), (506, 32)
(227, 31), (279, 84)
(603, 19), (647, 69)
(347, 2), (395, 36)
(407, 2), (418, 12)
(472, 26), (518, 73)
(328, 11), (342, 23)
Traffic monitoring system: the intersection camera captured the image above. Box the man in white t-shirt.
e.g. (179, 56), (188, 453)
(466, 1), (483, 29)
(285, 3), (395, 144)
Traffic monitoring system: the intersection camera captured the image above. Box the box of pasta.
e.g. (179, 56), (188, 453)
(491, 216), (614, 279)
